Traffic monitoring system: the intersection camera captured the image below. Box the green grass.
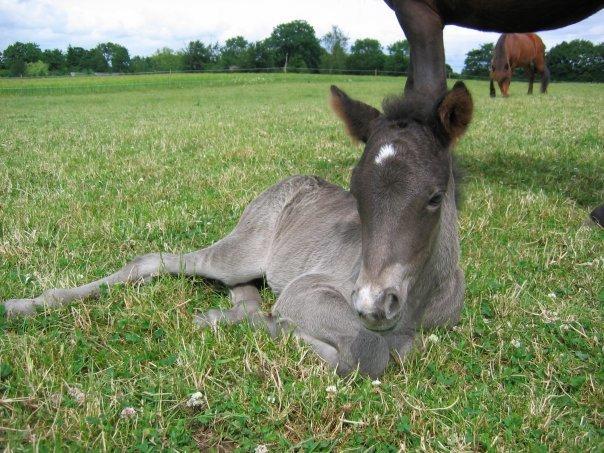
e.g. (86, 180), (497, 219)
(1, 72), (602, 451)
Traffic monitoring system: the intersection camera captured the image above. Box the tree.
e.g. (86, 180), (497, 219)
(183, 40), (218, 70)
(25, 60), (49, 76)
(42, 49), (66, 73)
(320, 26), (349, 73)
(82, 48), (109, 72)
(268, 20), (322, 70)
(66, 46), (88, 71)
(384, 40), (410, 73)
(2, 42), (43, 75)
(547, 40), (604, 82)
(9, 59), (27, 76)
(243, 40), (275, 69)
(347, 39), (385, 73)
(462, 43), (494, 77)
(219, 36), (250, 69)
(109, 44), (130, 72)
(95, 42), (130, 72)
(148, 48), (184, 71)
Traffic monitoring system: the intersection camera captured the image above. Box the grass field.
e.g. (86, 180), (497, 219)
(0, 72), (602, 451)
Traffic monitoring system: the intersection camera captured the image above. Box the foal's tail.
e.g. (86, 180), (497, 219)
(541, 66), (550, 94)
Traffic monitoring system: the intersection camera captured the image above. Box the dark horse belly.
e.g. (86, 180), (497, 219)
(438, 0), (603, 32)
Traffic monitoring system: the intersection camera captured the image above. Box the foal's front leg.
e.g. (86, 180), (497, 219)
(273, 274), (391, 378)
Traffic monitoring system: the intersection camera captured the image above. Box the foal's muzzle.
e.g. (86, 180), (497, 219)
(351, 286), (403, 331)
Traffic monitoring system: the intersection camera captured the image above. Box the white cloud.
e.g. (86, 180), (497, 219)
(1, 0), (602, 72)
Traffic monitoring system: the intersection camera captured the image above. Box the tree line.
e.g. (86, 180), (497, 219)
(1, 19), (601, 82)
(0, 22), (413, 77)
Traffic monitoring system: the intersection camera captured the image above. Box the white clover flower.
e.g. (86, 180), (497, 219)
(68, 386), (86, 405)
(427, 334), (439, 343)
(186, 391), (205, 408)
(371, 379), (381, 386)
(548, 292), (557, 299)
(120, 407), (137, 418)
(255, 445), (269, 453)
(267, 395), (276, 404)
(511, 339), (521, 348)
(325, 385), (337, 394)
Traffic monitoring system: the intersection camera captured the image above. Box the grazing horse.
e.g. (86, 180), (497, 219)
(489, 33), (549, 97)
(383, 0), (603, 101)
(2, 82), (473, 378)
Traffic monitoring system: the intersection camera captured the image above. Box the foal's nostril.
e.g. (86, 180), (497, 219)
(383, 291), (401, 320)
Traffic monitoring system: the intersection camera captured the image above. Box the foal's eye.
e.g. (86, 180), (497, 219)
(428, 192), (444, 208)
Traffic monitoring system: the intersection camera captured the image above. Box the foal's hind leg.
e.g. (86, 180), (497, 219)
(194, 283), (263, 328)
(3, 233), (265, 317)
(2, 184), (289, 317)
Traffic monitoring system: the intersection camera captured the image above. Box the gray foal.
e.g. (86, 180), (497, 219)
(3, 82), (474, 378)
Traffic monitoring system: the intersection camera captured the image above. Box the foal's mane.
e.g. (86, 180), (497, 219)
(381, 91), (435, 126)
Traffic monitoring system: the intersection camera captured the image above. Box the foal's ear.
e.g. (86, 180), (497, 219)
(436, 81), (473, 144)
(330, 85), (381, 143)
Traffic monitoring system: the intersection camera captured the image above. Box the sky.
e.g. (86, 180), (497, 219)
(1, 0), (603, 72)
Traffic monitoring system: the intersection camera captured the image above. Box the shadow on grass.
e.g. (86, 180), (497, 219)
(329, 151), (602, 209)
(459, 152), (602, 208)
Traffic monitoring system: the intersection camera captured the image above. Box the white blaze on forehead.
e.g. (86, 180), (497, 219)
(374, 143), (397, 165)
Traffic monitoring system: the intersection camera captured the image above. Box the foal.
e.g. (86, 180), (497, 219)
(3, 82), (473, 378)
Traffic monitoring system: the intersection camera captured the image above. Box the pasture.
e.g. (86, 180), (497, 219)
(0, 73), (602, 451)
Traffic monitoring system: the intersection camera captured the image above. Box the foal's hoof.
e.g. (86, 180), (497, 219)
(2, 299), (37, 317)
(193, 309), (223, 329)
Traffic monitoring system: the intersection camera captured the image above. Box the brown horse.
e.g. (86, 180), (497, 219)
(489, 33), (549, 97)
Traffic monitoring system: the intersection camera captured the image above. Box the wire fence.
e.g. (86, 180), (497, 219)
(1, 65), (498, 79)
(0, 65), (547, 96)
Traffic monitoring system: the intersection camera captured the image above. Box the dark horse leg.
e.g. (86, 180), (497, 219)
(534, 53), (550, 94)
(540, 66), (550, 93)
(527, 65), (535, 95)
(390, 0), (447, 101)
(490, 79), (496, 97)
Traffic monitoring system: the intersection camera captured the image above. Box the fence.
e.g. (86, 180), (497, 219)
(0, 66), (550, 96)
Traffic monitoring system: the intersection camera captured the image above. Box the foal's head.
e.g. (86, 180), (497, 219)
(331, 82), (473, 331)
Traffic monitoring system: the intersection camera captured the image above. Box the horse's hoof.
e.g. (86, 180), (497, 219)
(2, 299), (37, 317)
(589, 204), (604, 228)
